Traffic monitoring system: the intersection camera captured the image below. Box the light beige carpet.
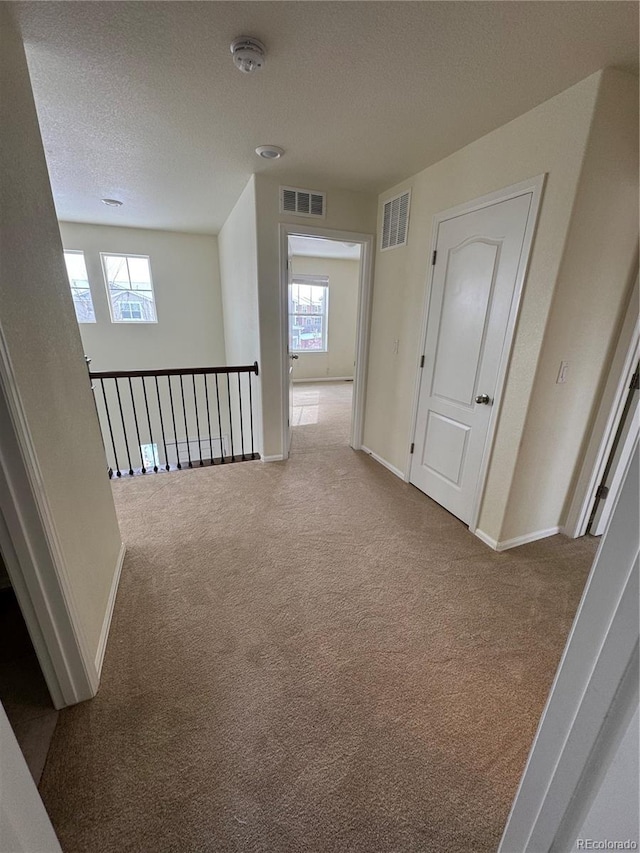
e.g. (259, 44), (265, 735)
(291, 381), (353, 452)
(39, 446), (596, 853)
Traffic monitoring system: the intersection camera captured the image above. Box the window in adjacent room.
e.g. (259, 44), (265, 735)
(63, 250), (96, 323)
(288, 276), (328, 352)
(101, 253), (157, 323)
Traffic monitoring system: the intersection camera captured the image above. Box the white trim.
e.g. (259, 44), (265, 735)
(100, 252), (158, 324)
(279, 224), (375, 459)
(592, 390), (639, 535)
(563, 275), (639, 538)
(0, 331), (99, 707)
(473, 529), (499, 550)
(475, 526), (560, 551)
(499, 439), (639, 852)
(406, 175), (546, 531)
(496, 527), (560, 551)
(0, 507), (65, 709)
(292, 376), (354, 383)
(94, 542), (125, 674)
(360, 445), (405, 480)
(471, 527), (560, 551)
(262, 454), (285, 463)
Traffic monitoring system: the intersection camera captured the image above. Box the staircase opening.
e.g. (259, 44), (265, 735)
(89, 362), (260, 478)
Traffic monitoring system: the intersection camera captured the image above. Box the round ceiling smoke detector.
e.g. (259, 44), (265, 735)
(255, 145), (284, 160)
(101, 198), (123, 207)
(230, 36), (266, 74)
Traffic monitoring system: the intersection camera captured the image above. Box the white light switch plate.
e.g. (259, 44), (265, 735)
(556, 361), (570, 384)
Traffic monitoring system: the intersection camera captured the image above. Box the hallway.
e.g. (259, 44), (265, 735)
(38, 447), (596, 852)
(291, 380), (353, 452)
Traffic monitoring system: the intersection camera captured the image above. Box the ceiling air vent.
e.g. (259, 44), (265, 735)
(280, 186), (326, 219)
(381, 189), (411, 251)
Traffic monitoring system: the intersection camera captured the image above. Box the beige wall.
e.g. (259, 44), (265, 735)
(253, 175), (376, 458)
(364, 71), (601, 542)
(218, 176), (260, 367)
(0, 11), (122, 664)
(59, 222), (226, 372)
(218, 175), (262, 454)
(290, 256), (359, 381)
(500, 69), (639, 541)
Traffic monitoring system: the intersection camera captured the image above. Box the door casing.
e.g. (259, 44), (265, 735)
(406, 176), (546, 535)
(563, 275), (639, 538)
(279, 224), (375, 459)
(0, 339), (100, 709)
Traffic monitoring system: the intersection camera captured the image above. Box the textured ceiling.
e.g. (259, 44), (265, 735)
(13, 2), (639, 234)
(289, 236), (361, 260)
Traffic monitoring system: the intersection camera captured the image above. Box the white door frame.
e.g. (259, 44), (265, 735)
(0, 702), (63, 851)
(0, 336), (98, 709)
(563, 275), (639, 538)
(279, 224), (375, 457)
(406, 176), (546, 534)
(499, 438), (639, 851)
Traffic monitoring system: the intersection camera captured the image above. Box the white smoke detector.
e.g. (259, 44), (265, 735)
(230, 37), (266, 74)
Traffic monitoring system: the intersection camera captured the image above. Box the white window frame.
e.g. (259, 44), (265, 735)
(100, 252), (158, 324)
(289, 275), (329, 354)
(63, 249), (96, 324)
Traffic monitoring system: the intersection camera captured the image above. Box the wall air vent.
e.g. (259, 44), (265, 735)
(381, 189), (411, 251)
(280, 186), (326, 218)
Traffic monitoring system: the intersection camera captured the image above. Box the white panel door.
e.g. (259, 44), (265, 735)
(410, 193), (533, 524)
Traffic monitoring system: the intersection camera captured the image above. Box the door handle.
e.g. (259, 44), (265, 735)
(475, 394), (491, 405)
(290, 354), (299, 360)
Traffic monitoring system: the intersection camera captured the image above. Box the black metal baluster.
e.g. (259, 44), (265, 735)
(155, 375), (170, 472)
(192, 374), (204, 466)
(204, 375), (214, 464)
(114, 378), (134, 476)
(227, 372), (235, 461)
(100, 378), (120, 477)
(214, 374), (225, 463)
(167, 376), (181, 470)
(248, 372), (255, 458)
(237, 373), (246, 460)
(128, 377), (145, 473)
(179, 374), (192, 468)
(141, 377), (159, 473)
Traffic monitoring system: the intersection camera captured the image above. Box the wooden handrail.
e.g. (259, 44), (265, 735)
(89, 361), (259, 380)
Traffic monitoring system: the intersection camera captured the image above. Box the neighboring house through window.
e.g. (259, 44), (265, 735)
(289, 276), (329, 352)
(101, 253), (157, 322)
(63, 250), (96, 323)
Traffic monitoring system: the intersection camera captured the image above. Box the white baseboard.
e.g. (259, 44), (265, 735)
(292, 376), (354, 383)
(262, 454), (285, 463)
(498, 526), (561, 551)
(360, 445), (405, 480)
(474, 529), (499, 550)
(95, 542), (126, 675)
(475, 526), (561, 552)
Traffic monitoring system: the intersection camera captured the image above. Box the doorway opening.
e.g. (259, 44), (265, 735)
(0, 544), (58, 784)
(564, 275), (639, 539)
(279, 226), (374, 458)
